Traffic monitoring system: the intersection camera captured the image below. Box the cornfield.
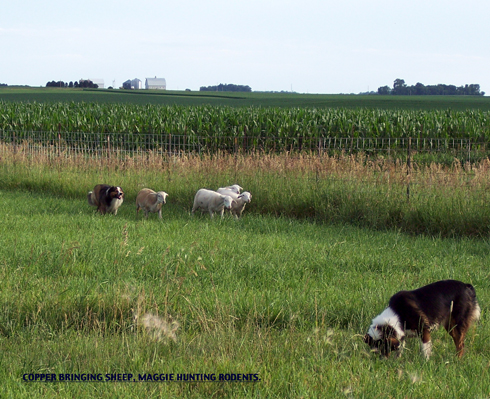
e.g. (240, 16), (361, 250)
(1, 101), (490, 141)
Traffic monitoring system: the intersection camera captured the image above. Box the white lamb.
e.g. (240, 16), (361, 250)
(136, 188), (169, 219)
(217, 184), (242, 194)
(217, 189), (252, 219)
(191, 189), (234, 218)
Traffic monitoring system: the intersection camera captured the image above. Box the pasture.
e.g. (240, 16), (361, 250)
(1, 150), (490, 397)
(0, 188), (489, 398)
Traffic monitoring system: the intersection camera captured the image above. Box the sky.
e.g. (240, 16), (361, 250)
(1, 0), (489, 94)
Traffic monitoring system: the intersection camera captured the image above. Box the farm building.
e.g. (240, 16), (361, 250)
(132, 78), (142, 89)
(89, 78), (104, 89)
(145, 77), (166, 90)
(123, 79), (142, 90)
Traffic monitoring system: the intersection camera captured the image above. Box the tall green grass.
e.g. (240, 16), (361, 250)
(2, 149), (490, 237)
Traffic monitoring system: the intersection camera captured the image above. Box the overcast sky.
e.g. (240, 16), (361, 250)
(1, 1), (489, 94)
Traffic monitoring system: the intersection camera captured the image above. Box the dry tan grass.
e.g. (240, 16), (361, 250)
(2, 141), (490, 192)
(138, 313), (180, 343)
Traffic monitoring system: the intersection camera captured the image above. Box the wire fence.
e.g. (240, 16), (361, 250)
(1, 129), (490, 163)
(3, 129), (490, 207)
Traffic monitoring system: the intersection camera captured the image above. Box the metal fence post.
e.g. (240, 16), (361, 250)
(407, 136), (411, 201)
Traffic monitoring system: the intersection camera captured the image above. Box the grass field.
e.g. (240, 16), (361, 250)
(1, 149), (490, 397)
(2, 86), (490, 110)
(0, 188), (489, 398)
(3, 148), (490, 237)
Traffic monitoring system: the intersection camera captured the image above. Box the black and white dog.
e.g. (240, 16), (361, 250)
(87, 184), (124, 215)
(364, 280), (480, 359)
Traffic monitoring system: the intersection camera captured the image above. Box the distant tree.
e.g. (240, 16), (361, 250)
(78, 79), (98, 89)
(392, 78), (408, 95)
(46, 80), (66, 88)
(377, 79), (484, 96)
(377, 85), (391, 95)
(427, 85), (440, 95)
(413, 82), (426, 95)
(446, 85), (457, 95)
(467, 84), (481, 95)
(200, 83), (252, 92)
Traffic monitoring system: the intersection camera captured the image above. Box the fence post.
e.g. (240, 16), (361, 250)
(234, 136), (238, 182)
(407, 137), (411, 201)
(58, 123), (62, 158)
(13, 132), (17, 165)
(184, 127), (187, 155)
(168, 133), (172, 157)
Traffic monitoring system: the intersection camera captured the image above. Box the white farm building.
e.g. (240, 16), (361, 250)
(145, 77), (166, 90)
(132, 78), (142, 89)
(122, 78), (143, 90)
(89, 78), (105, 89)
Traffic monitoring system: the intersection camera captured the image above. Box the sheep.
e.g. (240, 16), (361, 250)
(191, 189), (234, 218)
(232, 191), (252, 218)
(136, 188), (168, 219)
(216, 189), (252, 219)
(217, 184), (242, 194)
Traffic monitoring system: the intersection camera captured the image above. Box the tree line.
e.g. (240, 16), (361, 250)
(200, 83), (252, 92)
(45, 80), (99, 89)
(378, 79), (484, 96)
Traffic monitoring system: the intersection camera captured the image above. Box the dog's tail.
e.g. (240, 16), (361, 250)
(87, 191), (97, 207)
(465, 284), (481, 322)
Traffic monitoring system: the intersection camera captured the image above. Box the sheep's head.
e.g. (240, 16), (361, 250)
(223, 195), (234, 209)
(156, 191), (168, 204)
(238, 192), (252, 203)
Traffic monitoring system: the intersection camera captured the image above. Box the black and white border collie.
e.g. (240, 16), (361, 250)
(87, 184), (124, 215)
(364, 280), (480, 359)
